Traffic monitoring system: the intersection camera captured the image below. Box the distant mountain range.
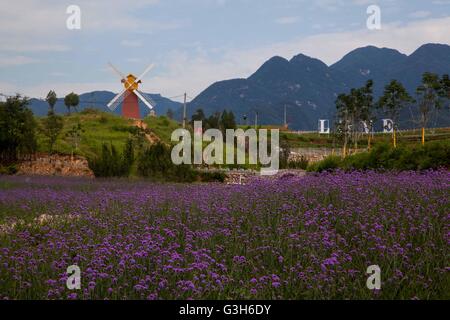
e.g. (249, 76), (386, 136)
(187, 43), (450, 130)
(28, 91), (182, 118)
(28, 43), (450, 130)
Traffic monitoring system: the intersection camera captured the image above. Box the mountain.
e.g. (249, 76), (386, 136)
(329, 46), (408, 95)
(188, 43), (450, 130)
(189, 55), (343, 129)
(28, 91), (182, 118)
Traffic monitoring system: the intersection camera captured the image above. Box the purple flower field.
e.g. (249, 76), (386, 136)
(0, 170), (449, 300)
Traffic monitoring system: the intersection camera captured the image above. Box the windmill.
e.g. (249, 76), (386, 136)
(106, 62), (156, 119)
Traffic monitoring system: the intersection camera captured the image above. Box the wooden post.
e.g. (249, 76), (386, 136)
(393, 128), (397, 148)
(421, 127), (425, 146)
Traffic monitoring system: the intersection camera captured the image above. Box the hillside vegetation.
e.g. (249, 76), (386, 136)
(35, 109), (181, 159)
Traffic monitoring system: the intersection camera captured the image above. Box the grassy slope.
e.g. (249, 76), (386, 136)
(35, 110), (450, 159)
(281, 128), (450, 148)
(143, 115), (183, 143)
(36, 110), (181, 159)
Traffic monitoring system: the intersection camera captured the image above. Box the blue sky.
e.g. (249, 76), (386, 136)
(0, 0), (449, 101)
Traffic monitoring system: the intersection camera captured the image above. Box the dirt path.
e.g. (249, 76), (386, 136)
(133, 120), (161, 144)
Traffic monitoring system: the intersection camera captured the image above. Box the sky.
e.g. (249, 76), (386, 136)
(0, 0), (449, 101)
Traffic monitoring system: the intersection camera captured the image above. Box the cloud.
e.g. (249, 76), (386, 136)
(0, 55), (40, 67)
(3, 7), (449, 101)
(275, 16), (300, 25)
(0, 0), (172, 52)
(408, 11), (432, 19)
(143, 16), (450, 99)
(120, 40), (143, 48)
(432, 0), (450, 4)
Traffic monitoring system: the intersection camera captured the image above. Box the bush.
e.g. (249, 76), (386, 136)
(80, 108), (100, 115)
(310, 141), (450, 172)
(198, 171), (226, 182)
(0, 164), (18, 175)
(288, 155), (309, 170)
(307, 155), (342, 172)
(159, 117), (170, 126)
(111, 124), (139, 134)
(88, 140), (135, 177)
(137, 142), (197, 182)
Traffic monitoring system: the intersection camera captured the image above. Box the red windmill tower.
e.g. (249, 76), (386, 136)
(107, 62), (155, 119)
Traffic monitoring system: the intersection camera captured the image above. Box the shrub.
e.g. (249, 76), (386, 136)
(307, 155), (342, 172)
(137, 142), (197, 182)
(80, 108), (100, 115)
(159, 117), (170, 126)
(288, 155), (309, 170)
(198, 171), (226, 182)
(312, 141), (450, 172)
(0, 164), (18, 175)
(111, 124), (139, 134)
(99, 115), (108, 123)
(88, 140), (135, 177)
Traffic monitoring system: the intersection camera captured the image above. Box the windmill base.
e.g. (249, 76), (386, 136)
(122, 92), (140, 119)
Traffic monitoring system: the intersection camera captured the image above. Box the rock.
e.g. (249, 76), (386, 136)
(17, 154), (94, 178)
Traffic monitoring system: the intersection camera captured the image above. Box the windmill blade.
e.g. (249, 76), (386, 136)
(137, 90), (156, 106)
(108, 62), (126, 80)
(133, 89), (154, 110)
(108, 90), (133, 111)
(107, 89), (127, 110)
(134, 63), (154, 83)
(107, 77), (138, 111)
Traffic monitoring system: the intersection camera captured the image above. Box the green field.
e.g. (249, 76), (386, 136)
(35, 110), (182, 159)
(280, 128), (450, 148)
(34, 110), (450, 161)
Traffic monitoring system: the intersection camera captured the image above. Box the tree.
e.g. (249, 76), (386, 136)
(41, 110), (64, 154)
(64, 92), (80, 115)
(206, 112), (221, 130)
(440, 74), (450, 103)
(377, 80), (413, 148)
(121, 138), (134, 176)
(279, 135), (291, 169)
(65, 122), (84, 159)
(46, 90), (57, 112)
(88, 142), (135, 177)
(335, 93), (353, 156)
(191, 108), (206, 123)
(0, 95), (37, 164)
(416, 72), (442, 145)
(166, 108), (174, 120)
(351, 80), (375, 149)
(136, 142), (195, 182)
(221, 110), (236, 130)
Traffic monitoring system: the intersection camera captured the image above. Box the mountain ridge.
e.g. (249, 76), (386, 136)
(27, 43), (450, 130)
(187, 43), (450, 130)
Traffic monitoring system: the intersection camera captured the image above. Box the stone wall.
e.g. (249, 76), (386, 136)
(224, 169), (306, 185)
(17, 154), (94, 178)
(289, 148), (340, 163)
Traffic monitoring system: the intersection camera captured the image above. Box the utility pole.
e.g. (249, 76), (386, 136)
(183, 92), (187, 129)
(254, 111), (258, 130)
(284, 104), (287, 129)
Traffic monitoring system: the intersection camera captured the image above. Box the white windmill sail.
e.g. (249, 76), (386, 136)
(106, 62), (156, 113)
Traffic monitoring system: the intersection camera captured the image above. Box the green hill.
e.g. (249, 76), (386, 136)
(35, 109), (450, 160)
(36, 109), (182, 159)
